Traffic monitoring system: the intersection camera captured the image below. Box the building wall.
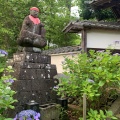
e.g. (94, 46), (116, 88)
(50, 28), (120, 74)
(86, 29), (120, 49)
(50, 52), (80, 73)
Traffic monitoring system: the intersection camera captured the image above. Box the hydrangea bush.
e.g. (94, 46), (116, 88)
(14, 109), (40, 120)
(0, 49), (17, 119)
(56, 50), (120, 119)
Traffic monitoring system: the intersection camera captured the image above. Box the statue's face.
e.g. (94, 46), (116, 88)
(30, 10), (39, 18)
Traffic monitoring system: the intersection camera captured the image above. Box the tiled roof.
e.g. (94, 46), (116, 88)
(63, 20), (120, 33)
(42, 45), (81, 55)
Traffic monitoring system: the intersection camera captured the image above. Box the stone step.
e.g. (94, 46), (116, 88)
(108, 96), (120, 115)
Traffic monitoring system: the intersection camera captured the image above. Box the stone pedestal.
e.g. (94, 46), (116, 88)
(40, 103), (61, 120)
(7, 48), (59, 117)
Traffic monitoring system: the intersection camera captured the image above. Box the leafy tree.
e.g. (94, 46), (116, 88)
(78, 0), (93, 20)
(94, 9), (116, 21)
(0, 0), (31, 56)
(77, 0), (115, 21)
(39, 0), (79, 48)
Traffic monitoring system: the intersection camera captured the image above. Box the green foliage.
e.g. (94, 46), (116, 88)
(94, 9), (116, 21)
(40, 0), (79, 48)
(59, 107), (69, 120)
(78, 0), (93, 20)
(0, 0), (30, 55)
(0, 116), (13, 120)
(0, 53), (17, 119)
(78, 0), (116, 21)
(56, 50), (120, 108)
(4, 118), (13, 120)
(79, 109), (118, 120)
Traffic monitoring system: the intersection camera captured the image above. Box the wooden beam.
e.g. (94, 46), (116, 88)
(62, 22), (73, 33)
(83, 93), (87, 120)
(81, 29), (87, 53)
(91, 0), (111, 7)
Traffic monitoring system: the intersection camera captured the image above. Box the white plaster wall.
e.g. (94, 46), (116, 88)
(87, 29), (120, 49)
(50, 52), (80, 73)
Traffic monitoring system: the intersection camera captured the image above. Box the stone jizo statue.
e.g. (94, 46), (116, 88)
(17, 7), (47, 48)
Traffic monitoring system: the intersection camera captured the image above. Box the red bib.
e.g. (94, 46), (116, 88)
(29, 15), (40, 24)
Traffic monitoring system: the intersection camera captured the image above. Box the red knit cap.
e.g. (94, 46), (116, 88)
(30, 7), (39, 12)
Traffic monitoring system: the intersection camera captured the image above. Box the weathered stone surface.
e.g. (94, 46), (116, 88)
(109, 96), (120, 115)
(116, 114), (120, 119)
(13, 53), (24, 62)
(7, 50), (58, 117)
(39, 103), (61, 120)
(22, 52), (51, 63)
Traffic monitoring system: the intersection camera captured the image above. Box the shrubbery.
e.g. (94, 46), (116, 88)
(0, 49), (17, 120)
(56, 50), (120, 119)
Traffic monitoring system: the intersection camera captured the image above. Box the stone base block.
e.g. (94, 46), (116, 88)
(40, 103), (61, 120)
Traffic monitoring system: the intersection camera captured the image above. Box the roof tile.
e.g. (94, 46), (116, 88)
(42, 45), (81, 55)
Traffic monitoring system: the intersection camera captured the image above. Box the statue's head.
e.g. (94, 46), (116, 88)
(30, 7), (39, 18)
